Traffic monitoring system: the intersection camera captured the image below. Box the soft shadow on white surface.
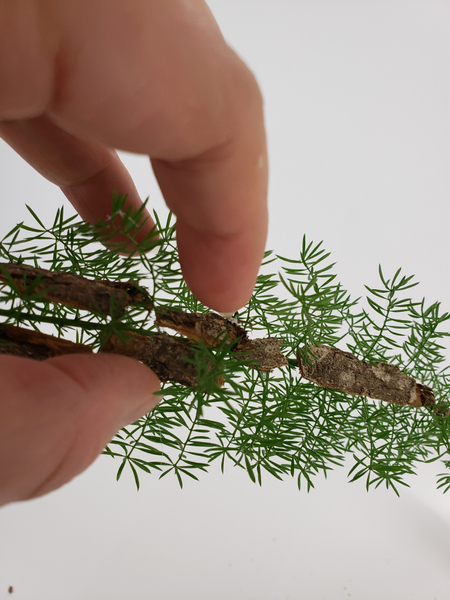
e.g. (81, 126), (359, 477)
(1, 459), (450, 600)
(1, 1), (450, 599)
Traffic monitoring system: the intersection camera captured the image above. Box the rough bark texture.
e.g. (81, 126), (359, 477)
(298, 345), (436, 408)
(0, 262), (152, 316)
(101, 332), (216, 388)
(0, 323), (92, 360)
(0, 323), (219, 387)
(155, 306), (287, 371)
(0, 263), (441, 410)
(156, 306), (247, 345)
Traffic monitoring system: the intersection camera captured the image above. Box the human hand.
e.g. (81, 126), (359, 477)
(0, 0), (268, 505)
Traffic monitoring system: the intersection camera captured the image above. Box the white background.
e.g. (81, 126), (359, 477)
(1, 1), (450, 598)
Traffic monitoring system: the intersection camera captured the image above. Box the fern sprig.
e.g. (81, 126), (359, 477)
(1, 194), (449, 494)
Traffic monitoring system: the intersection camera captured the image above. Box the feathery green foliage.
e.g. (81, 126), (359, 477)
(1, 194), (449, 494)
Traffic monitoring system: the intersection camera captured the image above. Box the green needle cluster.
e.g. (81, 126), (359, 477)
(1, 193), (449, 495)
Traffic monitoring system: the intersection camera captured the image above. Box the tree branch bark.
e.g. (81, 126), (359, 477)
(297, 345), (436, 409)
(0, 262), (151, 316)
(0, 261), (444, 413)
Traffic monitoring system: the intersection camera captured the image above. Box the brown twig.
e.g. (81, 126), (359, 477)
(297, 345), (437, 409)
(155, 306), (287, 371)
(0, 262), (152, 316)
(102, 331), (213, 387)
(0, 261), (444, 412)
(0, 262), (286, 386)
(0, 323), (216, 387)
(0, 323), (92, 360)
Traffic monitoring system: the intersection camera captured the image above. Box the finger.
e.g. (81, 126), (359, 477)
(0, 353), (160, 506)
(152, 138), (268, 312)
(47, 0), (269, 312)
(0, 116), (156, 244)
(1, 0), (268, 312)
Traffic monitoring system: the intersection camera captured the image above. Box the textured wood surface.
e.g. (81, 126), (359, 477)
(298, 345), (436, 408)
(0, 262), (152, 316)
(102, 332), (210, 388)
(0, 263), (440, 408)
(0, 323), (92, 360)
(156, 306), (287, 371)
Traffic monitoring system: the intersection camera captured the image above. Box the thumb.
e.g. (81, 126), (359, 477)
(0, 353), (160, 506)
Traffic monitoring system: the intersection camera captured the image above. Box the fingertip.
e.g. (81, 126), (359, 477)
(175, 218), (266, 313)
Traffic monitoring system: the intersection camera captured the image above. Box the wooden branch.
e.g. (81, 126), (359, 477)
(0, 262), (152, 316)
(0, 262), (286, 385)
(0, 323), (219, 388)
(0, 261), (444, 412)
(297, 345), (436, 409)
(101, 332), (215, 388)
(155, 306), (246, 345)
(1, 323), (445, 415)
(155, 306), (288, 371)
(0, 323), (92, 360)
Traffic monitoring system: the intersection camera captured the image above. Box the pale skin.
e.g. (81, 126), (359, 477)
(0, 1), (268, 505)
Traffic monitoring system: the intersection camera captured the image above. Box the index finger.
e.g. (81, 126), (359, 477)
(1, 0), (268, 312)
(151, 70), (268, 312)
